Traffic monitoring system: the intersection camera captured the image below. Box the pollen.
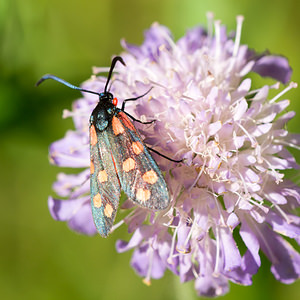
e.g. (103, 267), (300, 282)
(112, 116), (125, 135)
(90, 125), (97, 146)
(142, 170), (158, 184)
(176, 245), (191, 254)
(104, 203), (114, 218)
(97, 170), (108, 183)
(142, 278), (151, 286)
(132, 141), (144, 155)
(123, 158), (135, 172)
(93, 193), (102, 208)
(136, 188), (151, 202)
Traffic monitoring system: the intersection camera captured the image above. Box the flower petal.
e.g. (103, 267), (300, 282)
(195, 274), (229, 297)
(49, 131), (89, 167)
(259, 224), (300, 283)
(252, 55), (292, 84)
(48, 196), (96, 235)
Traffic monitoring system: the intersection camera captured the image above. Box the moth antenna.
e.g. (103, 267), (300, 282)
(36, 74), (101, 96)
(36, 56), (126, 96)
(104, 56), (126, 93)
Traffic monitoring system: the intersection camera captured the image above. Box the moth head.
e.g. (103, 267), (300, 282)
(99, 92), (114, 103)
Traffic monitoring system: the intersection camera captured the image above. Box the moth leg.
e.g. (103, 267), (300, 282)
(124, 111), (155, 125)
(121, 87), (153, 110)
(147, 146), (183, 163)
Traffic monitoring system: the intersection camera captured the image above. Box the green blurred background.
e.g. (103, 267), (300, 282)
(1, 0), (299, 299)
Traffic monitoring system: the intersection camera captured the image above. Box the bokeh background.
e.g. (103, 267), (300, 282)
(1, 0), (299, 299)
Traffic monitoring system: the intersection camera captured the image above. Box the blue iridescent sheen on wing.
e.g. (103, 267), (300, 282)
(89, 123), (121, 237)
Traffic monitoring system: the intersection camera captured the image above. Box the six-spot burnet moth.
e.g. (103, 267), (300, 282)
(37, 56), (178, 237)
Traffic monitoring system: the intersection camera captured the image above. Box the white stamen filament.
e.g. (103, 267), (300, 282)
(206, 12), (214, 40)
(213, 225), (221, 275)
(111, 219), (125, 232)
(192, 265), (199, 279)
(208, 185), (226, 226)
(168, 225), (179, 264)
(214, 20), (222, 60)
(248, 198), (269, 214)
(184, 220), (196, 248)
(144, 246), (154, 285)
(274, 204), (292, 224)
(233, 16), (244, 57)
(274, 139), (300, 151)
(232, 190), (243, 207)
(261, 156), (283, 184)
(237, 171), (249, 196)
(236, 123), (257, 147)
(111, 209), (138, 232)
(186, 135), (204, 155)
(188, 158), (206, 192)
(227, 16), (244, 75)
(269, 82), (298, 103)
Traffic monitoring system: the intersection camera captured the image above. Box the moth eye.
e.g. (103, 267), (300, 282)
(113, 97), (118, 106)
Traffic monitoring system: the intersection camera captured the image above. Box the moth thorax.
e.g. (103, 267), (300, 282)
(94, 109), (109, 131)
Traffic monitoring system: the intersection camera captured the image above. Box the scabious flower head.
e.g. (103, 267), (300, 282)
(49, 14), (300, 297)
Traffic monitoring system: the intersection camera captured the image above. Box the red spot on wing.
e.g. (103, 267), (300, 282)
(112, 116), (125, 135)
(93, 193), (102, 208)
(98, 170), (108, 183)
(136, 188), (151, 202)
(142, 170), (158, 184)
(132, 141), (144, 155)
(90, 160), (95, 174)
(123, 158), (135, 172)
(104, 203), (114, 218)
(118, 112), (136, 132)
(90, 125), (97, 146)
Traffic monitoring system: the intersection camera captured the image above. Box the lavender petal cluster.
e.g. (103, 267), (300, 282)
(48, 15), (300, 297)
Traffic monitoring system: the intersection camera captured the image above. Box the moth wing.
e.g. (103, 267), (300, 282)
(107, 111), (169, 210)
(90, 124), (121, 237)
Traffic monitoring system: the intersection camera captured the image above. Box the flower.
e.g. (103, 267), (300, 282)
(48, 14), (300, 297)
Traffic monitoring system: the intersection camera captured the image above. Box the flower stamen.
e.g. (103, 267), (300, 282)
(269, 82), (298, 104)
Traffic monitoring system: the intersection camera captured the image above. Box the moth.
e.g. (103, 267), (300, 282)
(37, 56), (173, 237)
